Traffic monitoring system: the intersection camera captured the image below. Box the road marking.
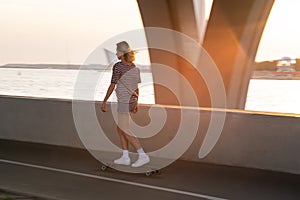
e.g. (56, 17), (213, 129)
(0, 159), (226, 200)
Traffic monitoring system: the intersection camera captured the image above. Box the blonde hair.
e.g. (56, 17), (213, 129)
(124, 51), (136, 63)
(116, 41), (136, 63)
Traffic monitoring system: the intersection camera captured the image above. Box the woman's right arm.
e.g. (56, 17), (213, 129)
(101, 83), (116, 112)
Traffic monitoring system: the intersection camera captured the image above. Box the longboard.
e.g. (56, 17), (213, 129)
(100, 159), (161, 176)
(96, 151), (165, 176)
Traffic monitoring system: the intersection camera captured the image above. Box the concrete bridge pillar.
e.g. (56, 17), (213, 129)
(203, 0), (274, 109)
(137, 0), (274, 109)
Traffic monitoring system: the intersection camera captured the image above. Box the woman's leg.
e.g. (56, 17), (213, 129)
(117, 112), (141, 150)
(118, 112), (150, 167)
(124, 133), (142, 150)
(113, 113), (131, 165)
(117, 126), (129, 150)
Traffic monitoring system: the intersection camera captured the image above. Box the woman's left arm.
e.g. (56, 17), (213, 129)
(135, 88), (139, 97)
(101, 83), (115, 112)
(133, 88), (139, 113)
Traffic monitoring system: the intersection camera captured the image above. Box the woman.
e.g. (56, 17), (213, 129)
(101, 41), (150, 168)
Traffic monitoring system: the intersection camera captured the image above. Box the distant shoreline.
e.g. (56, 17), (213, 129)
(0, 64), (82, 70)
(1, 65), (300, 79)
(0, 63), (152, 72)
(252, 71), (300, 80)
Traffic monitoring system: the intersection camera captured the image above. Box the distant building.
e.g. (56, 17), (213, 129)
(276, 56), (296, 73)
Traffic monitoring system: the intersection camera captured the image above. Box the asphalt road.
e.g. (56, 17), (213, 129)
(0, 140), (299, 200)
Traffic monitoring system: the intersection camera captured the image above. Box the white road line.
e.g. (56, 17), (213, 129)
(0, 159), (227, 200)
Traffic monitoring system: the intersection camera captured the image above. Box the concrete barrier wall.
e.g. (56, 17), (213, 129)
(0, 95), (300, 174)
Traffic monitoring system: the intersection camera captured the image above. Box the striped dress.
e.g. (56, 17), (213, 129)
(111, 62), (141, 112)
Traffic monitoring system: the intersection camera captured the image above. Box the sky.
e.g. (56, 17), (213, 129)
(0, 0), (299, 65)
(0, 0), (145, 65)
(255, 0), (300, 62)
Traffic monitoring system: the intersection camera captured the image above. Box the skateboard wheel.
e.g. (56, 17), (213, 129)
(101, 165), (107, 171)
(155, 170), (161, 175)
(145, 171), (151, 176)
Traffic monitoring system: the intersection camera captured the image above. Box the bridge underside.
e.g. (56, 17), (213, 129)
(137, 0), (274, 109)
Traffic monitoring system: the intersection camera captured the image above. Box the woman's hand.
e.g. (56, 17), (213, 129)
(101, 102), (107, 112)
(133, 104), (138, 113)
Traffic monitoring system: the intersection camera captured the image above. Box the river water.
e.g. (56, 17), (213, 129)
(0, 68), (299, 114)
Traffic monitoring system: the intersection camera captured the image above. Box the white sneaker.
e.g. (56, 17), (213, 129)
(131, 154), (150, 168)
(114, 156), (131, 165)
